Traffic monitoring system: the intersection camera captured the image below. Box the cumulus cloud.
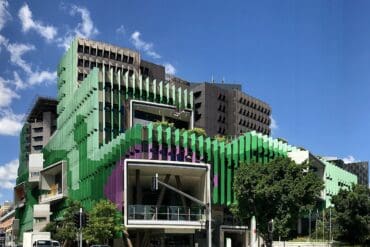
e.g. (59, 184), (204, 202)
(58, 5), (99, 50)
(18, 3), (57, 42)
(0, 77), (19, 108)
(6, 42), (35, 74)
(342, 155), (357, 164)
(0, 37), (56, 89)
(0, 110), (24, 136)
(0, 0), (11, 31)
(164, 63), (176, 75)
(0, 159), (19, 189)
(130, 31), (161, 59)
(28, 70), (57, 86)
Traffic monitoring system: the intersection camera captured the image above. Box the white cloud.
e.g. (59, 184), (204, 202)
(0, 110), (23, 136)
(0, 77), (19, 108)
(6, 42), (35, 74)
(70, 5), (98, 38)
(270, 116), (278, 132)
(164, 63), (176, 75)
(0, 159), (18, 189)
(0, 0), (11, 31)
(18, 4), (57, 42)
(130, 31), (161, 59)
(57, 5), (99, 50)
(342, 155), (356, 164)
(116, 25), (126, 35)
(0, 39), (56, 89)
(28, 70), (56, 86)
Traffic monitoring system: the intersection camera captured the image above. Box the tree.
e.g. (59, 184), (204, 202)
(43, 199), (82, 247)
(331, 184), (370, 245)
(232, 157), (323, 240)
(83, 200), (124, 244)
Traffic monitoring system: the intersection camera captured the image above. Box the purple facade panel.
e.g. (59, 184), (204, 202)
(104, 158), (124, 211)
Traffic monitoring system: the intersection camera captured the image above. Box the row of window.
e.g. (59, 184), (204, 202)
(238, 97), (270, 115)
(238, 119), (269, 133)
(239, 108), (270, 125)
(78, 67), (134, 81)
(77, 44), (134, 64)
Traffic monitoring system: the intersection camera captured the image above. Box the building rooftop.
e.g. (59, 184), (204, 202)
(26, 97), (57, 123)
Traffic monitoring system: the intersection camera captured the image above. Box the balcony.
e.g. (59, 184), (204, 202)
(28, 153), (43, 185)
(127, 205), (206, 229)
(130, 100), (193, 129)
(14, 182), (26, 208)
(123, 159), (211, 231)
(39, 160), (67, 204)
(33, 204), (50, 232)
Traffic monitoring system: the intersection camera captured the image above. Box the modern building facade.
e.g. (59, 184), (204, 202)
(191, 82), (271, 137)
(14, 37), (360, 246)
(323, 158), (368, 186)
(75, 37), (165, 84)
(14, 37), (295, 246)
(14, 97), (57, 238)
(288, 150), (358, 208)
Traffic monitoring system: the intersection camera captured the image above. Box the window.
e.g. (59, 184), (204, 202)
(128, 56), (134, 64)
(110, 52), (116, 60)
(97, 49), (103, 56)
(33, 136), (43, 142)
(122, 55), (128, 63)
(117, 54), (122, 61)
(91, 48), (96, 55)
(78, 59), (83, 67)
(84, 60), (89, 68)
(33, 145), (43, 151)
(33, 127), (43, 133)
(90, 62), (96, 69)
(104, 50), (109, 58)
(84, 46), (90, 54)
(78, 45), (83, 53)
(78, 73), (84, 81)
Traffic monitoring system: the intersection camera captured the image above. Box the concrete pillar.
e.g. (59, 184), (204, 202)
(135, 170), (142, 204)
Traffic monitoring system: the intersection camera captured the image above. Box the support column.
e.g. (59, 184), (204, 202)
(135, 170), (142, 204)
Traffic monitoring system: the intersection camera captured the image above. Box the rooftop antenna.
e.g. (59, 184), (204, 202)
(211, 74), (214, 83)
(222, 76), (225, 84)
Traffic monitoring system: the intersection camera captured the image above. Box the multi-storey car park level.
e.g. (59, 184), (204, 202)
(13, 37), (359, 247)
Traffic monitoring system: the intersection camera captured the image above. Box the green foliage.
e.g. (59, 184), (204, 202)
(189, 127), (206, 136)
(83, 200), (124, 244)
(232, 157), (323, 240)
(277, 137), (288, 144)
(43, 199), (82, 246)
(153, 120), (174, 129)
(214, 134), (226, 142)
(331, 184), (370, 245)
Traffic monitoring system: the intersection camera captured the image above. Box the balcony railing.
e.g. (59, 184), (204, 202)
(39, 184), (65, 203)
(128, 205), (206, 222)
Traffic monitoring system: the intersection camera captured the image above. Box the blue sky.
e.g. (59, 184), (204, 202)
(0, 0), (369, 203)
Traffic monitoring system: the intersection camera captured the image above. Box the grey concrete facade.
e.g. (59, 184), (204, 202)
(191, 82), (271, 137)
(25, 97), (57, 154)
(76, 37), (165, 84)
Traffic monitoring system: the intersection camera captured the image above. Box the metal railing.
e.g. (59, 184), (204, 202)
(128, 205), (206, 222)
